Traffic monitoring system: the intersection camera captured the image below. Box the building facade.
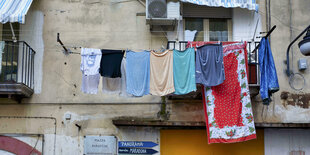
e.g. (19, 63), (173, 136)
(0, 0), (310, 154)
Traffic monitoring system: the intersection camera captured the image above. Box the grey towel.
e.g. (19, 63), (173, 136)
(195, 44), (225, 87)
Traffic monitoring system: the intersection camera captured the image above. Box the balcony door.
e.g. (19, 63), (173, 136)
(0, 23), (19, 83)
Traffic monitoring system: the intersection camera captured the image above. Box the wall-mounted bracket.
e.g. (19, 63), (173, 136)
(57, 33), (71, 55)
(9, 23), (17, 42)
(251, 25), (277, 53)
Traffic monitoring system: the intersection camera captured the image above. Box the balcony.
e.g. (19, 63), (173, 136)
(166, 41), (260, 100)
(0, 41), (35, 100)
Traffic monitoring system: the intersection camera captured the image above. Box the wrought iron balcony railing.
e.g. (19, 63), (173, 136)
(167, 41), (260, 86)
(0, 41), (35, 99)
(166, 41), (260, 100)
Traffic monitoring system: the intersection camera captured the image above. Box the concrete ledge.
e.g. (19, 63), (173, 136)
(0, 83), (33, 98)
(113, 120), (206, 128)
(113, 120), (310, 128)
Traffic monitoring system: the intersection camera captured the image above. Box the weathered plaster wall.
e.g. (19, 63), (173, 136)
(1, 0), (310, 154)
(0, 135), (43, 155)
(232, 8), (262, 42)
(0, 104), (160, 154)
(251, 0), (310, 123)
(0, 0), (166, 154)
(23, 0), (164, 103)
(19, 8), (44, 94)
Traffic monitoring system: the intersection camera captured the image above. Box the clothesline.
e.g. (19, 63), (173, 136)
(81, 41), (247, 95)
(60, 41), (257, 55)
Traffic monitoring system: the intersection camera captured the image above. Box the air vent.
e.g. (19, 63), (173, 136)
(147, 0), (167, 18)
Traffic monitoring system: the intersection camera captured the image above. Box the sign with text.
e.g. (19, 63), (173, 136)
(118, 148), (158, 154)
(84, 136), (117, 155)
(118, 141), (158, 148)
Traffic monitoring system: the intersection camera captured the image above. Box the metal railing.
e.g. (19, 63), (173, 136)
(0, 41), (35, 89)
(167, 41), (260, 86)
(247, 41), (260, 86)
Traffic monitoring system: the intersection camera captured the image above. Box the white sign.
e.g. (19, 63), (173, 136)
(84, 136), (117, 155)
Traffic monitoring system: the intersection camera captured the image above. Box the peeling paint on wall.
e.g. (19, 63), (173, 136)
(275, 105), (310, 123)
(20, 10), (44, 94)
(281, 91), (310, 109)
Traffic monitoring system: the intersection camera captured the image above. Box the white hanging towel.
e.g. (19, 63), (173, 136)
(81, 74), (100, 94)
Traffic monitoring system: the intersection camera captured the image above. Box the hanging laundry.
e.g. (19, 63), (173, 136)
(150, 50), (175, 96)
(196, 44), (225, 87)
(80, 48), (102, 94)
(102, 77), (121, 95)
(99, 49), (124, 78)
(120, 56), (132, 97)
(185, 30), (197, 41)
(173, 47), (196, 95)
(80, 48), (102, 76)
(0, 41), (5, 74)
(202, 42), (256, 144)
(81, 74), (100, 94)
(126, 50), (150, 97)
(258, 37), (279, 105)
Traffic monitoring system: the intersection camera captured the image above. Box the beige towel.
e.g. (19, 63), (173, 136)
(102, 77), (121, 95)
(150, 50), (175, 96)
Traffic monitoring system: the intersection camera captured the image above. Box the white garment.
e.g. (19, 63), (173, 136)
(80, 48), (102, 76)
(81, 74), (100, 94)
(80, 48), (101, 94)
(120, 57), (132, 97)
(102, 77), (121, 95)
(185, 30), (197, 41)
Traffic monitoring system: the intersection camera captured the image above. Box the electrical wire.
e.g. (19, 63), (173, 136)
(289, 73), (305, 91)
(28, 135), (40, 155)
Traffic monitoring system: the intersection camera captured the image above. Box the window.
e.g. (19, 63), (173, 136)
(0, 23), (20, 82)
(184, 18), (232, 42)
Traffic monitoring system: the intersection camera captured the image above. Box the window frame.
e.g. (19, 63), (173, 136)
(183, 18), (233, 42)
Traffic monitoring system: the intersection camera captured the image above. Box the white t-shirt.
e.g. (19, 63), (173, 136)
(80, 48), (102, 76)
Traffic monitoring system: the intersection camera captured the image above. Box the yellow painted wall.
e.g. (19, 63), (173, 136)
(161, 129), (264, 155)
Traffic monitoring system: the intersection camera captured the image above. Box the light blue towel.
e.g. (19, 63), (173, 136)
(173, 48), (196, 95)
(126, 50), (150, 96)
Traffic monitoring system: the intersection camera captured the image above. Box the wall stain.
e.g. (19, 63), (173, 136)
(281, 91), (310, 109)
